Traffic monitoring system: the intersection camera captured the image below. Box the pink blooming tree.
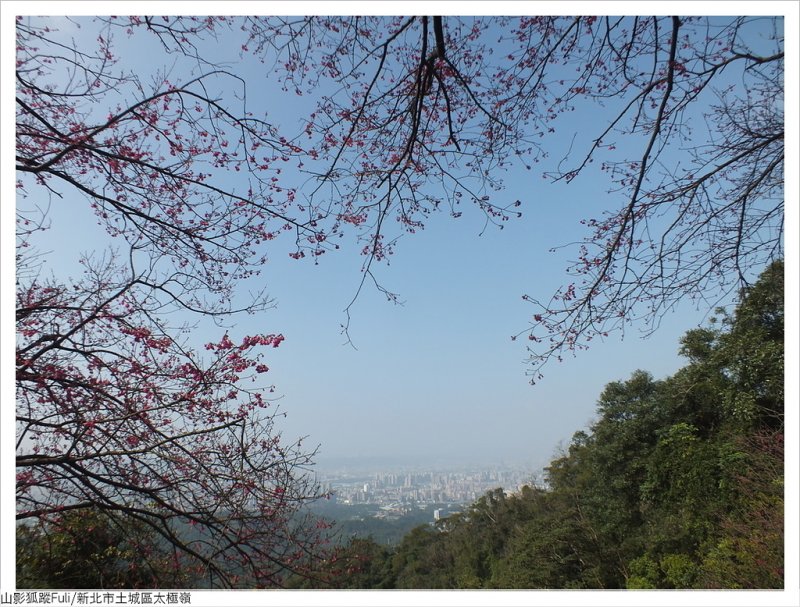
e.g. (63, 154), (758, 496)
(15, 244), (331, 587)
(15, 17), (332, 588)
(25, 15), (781, 377)
(15, 16), (331, 318)
(15, 13), (783, 585)
(15, 240), (334, 587)
(235, 15), (783, 380)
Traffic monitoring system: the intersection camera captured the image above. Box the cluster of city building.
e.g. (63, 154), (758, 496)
(318, 466), (539, 515)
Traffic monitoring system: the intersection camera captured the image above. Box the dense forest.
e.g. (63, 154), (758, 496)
(18, 261), (784, 589)
(290, 260), (785, 589)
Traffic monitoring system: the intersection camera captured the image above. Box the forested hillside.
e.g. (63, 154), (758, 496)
(291, 261), (784, 589)
(17, 262), (784, 591)
(15, 14), (785, 593)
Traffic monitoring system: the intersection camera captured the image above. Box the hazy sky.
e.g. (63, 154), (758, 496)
(4, 4), (799, 607)
(26, 141), (716, 471)
(9, 11), (766, 474)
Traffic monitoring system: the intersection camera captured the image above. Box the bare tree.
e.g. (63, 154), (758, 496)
(15, 244), (331, 587)
(16, 17), (332, 588)
(238, 15), (784, 381)
(14, 13), (784, 585)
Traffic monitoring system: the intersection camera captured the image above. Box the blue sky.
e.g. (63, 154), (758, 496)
(20, 133), (716, 470)
(255, 166), (716, 468)
(5, 10), (792, 474)
(3, 3), (799, 605)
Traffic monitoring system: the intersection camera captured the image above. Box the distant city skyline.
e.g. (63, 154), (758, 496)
(4, 5), (797, 601)
(5, 14), (749, 475)
(320, 464), (539, 508)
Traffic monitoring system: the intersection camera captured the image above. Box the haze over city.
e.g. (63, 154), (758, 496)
(5, 3), (797, 601)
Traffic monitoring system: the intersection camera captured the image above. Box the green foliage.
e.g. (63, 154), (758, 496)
(719, 262), (784, 428)
(698, 429), (784, 589)
(294, 262), (784, 590)
(287, 536), (395, 589)
(627, 553), (698, 589)
(17, 509), (191, 589)
(494, 488), (607, 588)
(391, 525), (454, 588)
(626, 556), (660, 589)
